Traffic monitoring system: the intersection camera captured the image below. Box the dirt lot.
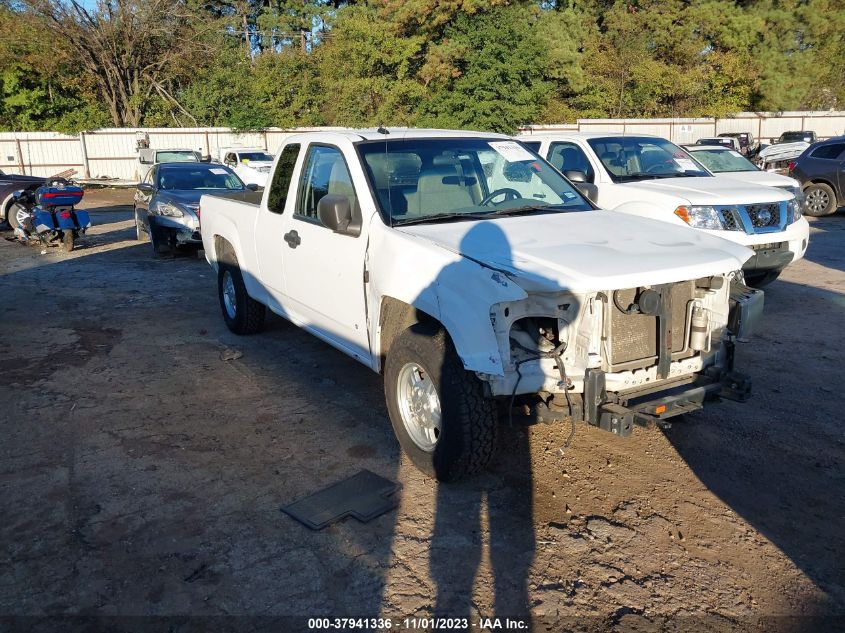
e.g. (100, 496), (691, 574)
(1, 189), (843, 632)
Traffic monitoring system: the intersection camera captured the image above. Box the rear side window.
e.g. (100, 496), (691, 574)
(548, 142), (594, 182)
(521, 141), (541, 152)
(267, 144), (300, 214)
(811, 143), (845, 160)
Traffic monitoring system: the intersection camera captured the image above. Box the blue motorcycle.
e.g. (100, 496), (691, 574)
(9, 178), (91, 252)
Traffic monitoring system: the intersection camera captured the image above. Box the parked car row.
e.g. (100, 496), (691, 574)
(191, 127), (818, 482)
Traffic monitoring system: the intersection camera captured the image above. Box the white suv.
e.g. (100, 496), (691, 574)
(518, 132), (810, 287)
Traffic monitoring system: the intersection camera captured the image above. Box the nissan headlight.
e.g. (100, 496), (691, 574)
(778, 185), (801, 198)
(787, 197), (802, 223)
(674, 205), (723, 230)
(155, 201), (184, 217)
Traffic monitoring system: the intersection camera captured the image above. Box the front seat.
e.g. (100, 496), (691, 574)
(405, 162), (475, 216)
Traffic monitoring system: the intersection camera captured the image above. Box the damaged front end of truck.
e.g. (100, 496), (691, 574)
(481, 273), (763, 436)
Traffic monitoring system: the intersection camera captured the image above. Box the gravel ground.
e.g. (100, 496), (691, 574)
(0, 189), (843, 632)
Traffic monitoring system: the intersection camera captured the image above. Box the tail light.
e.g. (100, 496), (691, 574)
(787, 161), (796, 173)
(60, 210), (72, 219)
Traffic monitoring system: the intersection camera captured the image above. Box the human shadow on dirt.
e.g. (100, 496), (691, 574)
(664, 275), (845, 617)
(410, 222), (553, 629)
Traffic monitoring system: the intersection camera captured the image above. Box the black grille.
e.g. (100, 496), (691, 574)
(746, 203), (780, 228)
(720, 208), (741, 231)
(608, 282), (694, 369)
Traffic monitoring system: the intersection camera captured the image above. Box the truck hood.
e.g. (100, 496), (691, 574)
(242, 161), (273, 171)
(396, 210), (753, 293)
(715, 171), (800, 189)
(619, 176), (792, 205)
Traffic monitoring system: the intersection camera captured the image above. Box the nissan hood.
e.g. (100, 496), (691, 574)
(619, 176), (792, 205)
(397, 210), (753, 293)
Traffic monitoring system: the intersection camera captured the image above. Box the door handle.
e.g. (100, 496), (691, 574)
(284, 230), (301, 249)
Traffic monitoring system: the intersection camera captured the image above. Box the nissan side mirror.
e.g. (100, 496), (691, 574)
(246, 183), (260, 191)
(575, 182), (599, 204)
(563, 169), (588, 183)
(137, 183), (154, 193)
(318, 194), (360, 236)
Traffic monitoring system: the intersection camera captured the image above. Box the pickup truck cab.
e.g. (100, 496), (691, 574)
(518, 132), (810, 287)
(218, 147), (274, 187)
(201, 129), (760, 481)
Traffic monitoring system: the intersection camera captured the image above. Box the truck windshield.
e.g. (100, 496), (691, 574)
(156, 151), (199, 163)
(587, 136), (710, 183)
(689, 148), (759, 173)
(239, 152), (273, 162)
(357, 138), (592, 226)
(157, 166), (244, 191)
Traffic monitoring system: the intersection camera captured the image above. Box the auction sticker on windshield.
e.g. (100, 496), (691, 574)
(210, 168), (229, 175)
(489, 141), (535, 163)
(674, 158), (699, 171)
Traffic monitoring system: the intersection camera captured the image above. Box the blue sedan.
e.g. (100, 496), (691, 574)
(134, 162), (261, 255)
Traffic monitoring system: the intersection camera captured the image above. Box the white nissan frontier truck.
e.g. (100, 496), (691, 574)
(200, 129), (762, 481)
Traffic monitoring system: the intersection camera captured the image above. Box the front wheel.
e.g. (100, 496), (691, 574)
(803, 183), (837, 216)
(217, 264), (266, 335)
(384, 323), (497, 481)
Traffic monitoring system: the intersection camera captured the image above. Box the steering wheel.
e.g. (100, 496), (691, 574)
(644, 160), (676, 174)
(480, 187), (522, 206)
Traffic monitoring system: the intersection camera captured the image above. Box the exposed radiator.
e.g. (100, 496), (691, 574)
(607, 282), (694, 370)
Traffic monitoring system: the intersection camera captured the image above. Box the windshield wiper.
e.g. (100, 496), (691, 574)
(391, 205), (568, 227)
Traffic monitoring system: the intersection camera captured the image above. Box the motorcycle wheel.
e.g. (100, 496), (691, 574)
(61, 231), (75, 252)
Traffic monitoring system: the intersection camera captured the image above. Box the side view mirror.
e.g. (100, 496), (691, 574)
(563, 169), (588, 183)
(245, 183), (260, 191)
(137, 183), (154, 193)
(574, 182), (599, 204)
(318, 194), (360, 236)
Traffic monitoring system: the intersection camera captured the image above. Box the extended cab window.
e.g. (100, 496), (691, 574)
(267, 144), (300, 214)
(548, 142), (594, 182)
(296, 145), (357, 221)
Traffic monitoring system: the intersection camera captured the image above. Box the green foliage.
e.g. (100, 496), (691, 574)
(1, 0), (844, 133)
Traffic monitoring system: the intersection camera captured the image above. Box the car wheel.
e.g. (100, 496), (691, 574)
(7, 203), (28, 231)
(803, 183), (837, 217)
(745, 269), (781, 288)
(218, 264), (266, 335)
(384, 322), (497, 482)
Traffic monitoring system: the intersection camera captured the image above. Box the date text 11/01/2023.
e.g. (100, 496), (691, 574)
(307, 617), (529, 630)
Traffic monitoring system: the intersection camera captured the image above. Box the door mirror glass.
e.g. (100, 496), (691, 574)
(246, 183), (260, 191)
(137, 183), (154, 193)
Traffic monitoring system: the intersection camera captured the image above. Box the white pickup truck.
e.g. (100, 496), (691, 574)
(518, 132), (810, 287)
(200, 129), (761, 481)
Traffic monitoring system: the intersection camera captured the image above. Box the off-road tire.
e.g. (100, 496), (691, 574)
(384, 323), (497, 481)
(803, 183), (837, 217)
(745, 269), (781, 288)
(218, 263), (265, 335)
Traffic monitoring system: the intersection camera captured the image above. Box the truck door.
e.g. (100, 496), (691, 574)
(280, 143), (370, 361)
(253, 143), (302, 300)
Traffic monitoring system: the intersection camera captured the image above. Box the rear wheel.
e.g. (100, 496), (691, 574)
(745, 269), (781, 288)
(217, 264), (265, 335)
(61, 231), (75, 252)
(384, 323), (497, 481)
(803, 183), (837, 216)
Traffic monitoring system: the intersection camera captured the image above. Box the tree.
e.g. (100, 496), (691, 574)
(19, 0), (216, 126)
